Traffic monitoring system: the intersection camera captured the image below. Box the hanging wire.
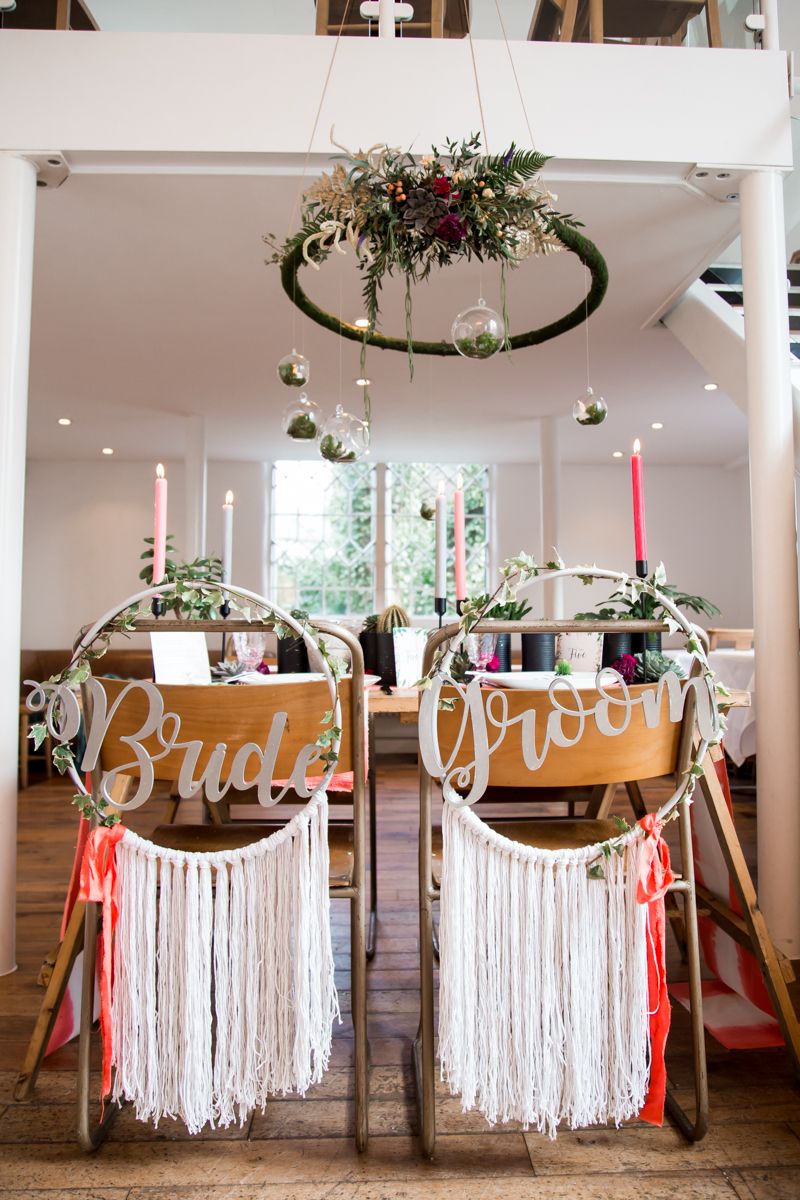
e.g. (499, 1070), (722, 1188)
(283, 0), (355, 344)
(584, 264), (592, 389)
(492, 0), (538, 149)
(460, 0), (489, 147)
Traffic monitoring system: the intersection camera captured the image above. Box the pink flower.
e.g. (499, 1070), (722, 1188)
(486, 655), (501, 673)
(610, 654), (636, 684)
(432, 175), (451, 197)
(256, 661), (271, 675)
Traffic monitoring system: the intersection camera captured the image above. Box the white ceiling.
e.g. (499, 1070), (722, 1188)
(28, 162), (747, 465)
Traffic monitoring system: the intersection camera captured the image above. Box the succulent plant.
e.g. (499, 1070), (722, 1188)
(319, 434), (357, 464)
(555, 660), (573, 676)
(420, 501), (435, 521)
(285, 413), (318, 440)
(362, 613), (379, 633)
(634, 651), (686, 683)
(402, 188), (447, 235)
(455, 331), (502, 360)
(377, 604), (411, 633)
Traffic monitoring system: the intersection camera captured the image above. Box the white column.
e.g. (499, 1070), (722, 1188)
(539, 416), (563, 618)
(378, 0), (395, 38)
(184, 414), (207, 561)
(761, 0), (780, 51)
(740, 169), (800, 956)
(0, 154), (37, 976)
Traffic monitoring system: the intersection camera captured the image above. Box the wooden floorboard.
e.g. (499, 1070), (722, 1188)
(0, 763), (799, 1197)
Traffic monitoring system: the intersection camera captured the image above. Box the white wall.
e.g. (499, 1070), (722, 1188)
(22, 455), (752, 648)
(492, 460), (752, 627)
(22, 458), (267, 648)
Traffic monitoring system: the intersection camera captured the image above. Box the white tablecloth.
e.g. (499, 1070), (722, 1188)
(665, 648), (755, 766)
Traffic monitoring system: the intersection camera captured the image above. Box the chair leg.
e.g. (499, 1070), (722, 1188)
(350, 890), (369, 1152)
(367, 715), (378, 961)
(76, 899), (117, 1150)
(417, 766), (437, 1158)
(14, 901), (87, 1101)
(665, 800), (709, 1142)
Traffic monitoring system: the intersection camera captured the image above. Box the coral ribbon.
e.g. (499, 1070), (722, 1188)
(77, 823), (126, 1099)
(636, 813), (675, 1126)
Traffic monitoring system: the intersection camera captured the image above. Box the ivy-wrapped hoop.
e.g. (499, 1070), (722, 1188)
(280, 218), (608, 356)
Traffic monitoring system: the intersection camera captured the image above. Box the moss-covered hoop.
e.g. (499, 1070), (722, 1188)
(280, 218), (608, 355)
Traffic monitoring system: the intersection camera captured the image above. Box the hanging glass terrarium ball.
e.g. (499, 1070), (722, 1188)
(451, 298), (505, 360)
(319, 405), (369, 464)
(277, 349), (310, 388)
(572, 387), (608, 426)
(282, 393), (322, 442)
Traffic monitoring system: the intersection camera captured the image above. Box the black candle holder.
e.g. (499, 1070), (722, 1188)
(151, 597), (165, 617)
(636, 559), (648, 580)
(435, 597), (446, 628)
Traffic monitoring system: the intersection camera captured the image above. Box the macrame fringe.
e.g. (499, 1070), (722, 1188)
(109, 794), (338, 1133)
(438, 803), (651, 1139)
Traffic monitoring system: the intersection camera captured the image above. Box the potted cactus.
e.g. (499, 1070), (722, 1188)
(359, 613), (380, 675)
(370, 603), (411, 688)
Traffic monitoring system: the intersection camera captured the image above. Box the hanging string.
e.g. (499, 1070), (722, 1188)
(284, 0), (355, 345)
(584, 265), (591, 390)
(461, 0), (489, 148)
(492, 0), (538, 149)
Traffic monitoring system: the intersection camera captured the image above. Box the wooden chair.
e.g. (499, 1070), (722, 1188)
(315, 0), (469, 38)
(528, 0), (721, 46)
(71, 622), (368, 1151)
(707, 628), (754, 651)
(415, 618), (707, 1157)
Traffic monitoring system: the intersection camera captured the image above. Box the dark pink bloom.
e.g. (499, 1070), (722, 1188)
(486, 655), (500, 673)
(435, 213), (465, 244)
(256, 661), (271, 675)
(610, 654), (636, 684)
(432, 176), (451, 197)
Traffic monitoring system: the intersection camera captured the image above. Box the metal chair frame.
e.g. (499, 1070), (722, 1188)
(415, 617), (709, 1158)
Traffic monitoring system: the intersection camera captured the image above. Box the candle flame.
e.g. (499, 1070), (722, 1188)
(225, 490), (234, 505)
(456, 473), (464, 489)
(632, 439), (641, 455)
(437, 480), (444, 497)
(156, 463), (165, 478)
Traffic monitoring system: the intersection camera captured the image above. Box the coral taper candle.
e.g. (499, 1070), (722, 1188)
(631, 439), (648, 575)
(153, 463), (168, 589)
(222, 490), (234, 586)
(454, 473), (467, 603)
(434, 480), (446, 619)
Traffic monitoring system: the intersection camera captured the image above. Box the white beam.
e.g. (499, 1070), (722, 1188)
(0, 153), (37, 976)
(539, 416), (563, 619)
(0, 34), (791, 170)
(740, 168), (800, 957)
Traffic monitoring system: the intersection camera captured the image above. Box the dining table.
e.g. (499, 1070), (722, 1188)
(666, 647), (756, 766)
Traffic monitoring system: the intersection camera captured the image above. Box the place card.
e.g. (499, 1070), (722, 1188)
(555, 631), (603, 673)
(150, 632), (212, 686)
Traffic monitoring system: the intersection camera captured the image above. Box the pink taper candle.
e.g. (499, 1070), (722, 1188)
(153, 463), (168, 589)
(631, 439), (647, 567)
(454, 473), (467, 603)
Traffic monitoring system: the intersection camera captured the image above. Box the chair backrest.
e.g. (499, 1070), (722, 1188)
(92, 675), (356, 783)
(434, 681), (683, 789)
(707, 627), (754, 651)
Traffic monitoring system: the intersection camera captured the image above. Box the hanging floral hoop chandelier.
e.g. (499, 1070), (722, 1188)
(272, 135), (608, 370)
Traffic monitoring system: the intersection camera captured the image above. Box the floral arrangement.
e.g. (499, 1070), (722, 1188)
(270, 134), (580, 372)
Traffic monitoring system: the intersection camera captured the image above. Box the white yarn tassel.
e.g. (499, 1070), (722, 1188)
(439, 803), (651, 1138)
(108, 793), (337, 1132)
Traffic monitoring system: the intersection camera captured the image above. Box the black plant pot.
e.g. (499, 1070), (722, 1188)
(374, 631), (396, 688)
(521, 632), (556, 672)
(494, 633), (512, 673)
(602, 630), (633, 668)
(359, 630), (378, 675)
(277, 635), (309, 674)
(630, 631), (663, 657)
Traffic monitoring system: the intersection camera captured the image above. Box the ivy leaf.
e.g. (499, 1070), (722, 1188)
(587, 863), (605, 880)
(438, 698), (456, 712)
(28, 722), (48, 751)
(612, 815), (631, 833)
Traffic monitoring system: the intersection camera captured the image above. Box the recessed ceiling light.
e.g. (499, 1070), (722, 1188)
(57, 417), (71, 426)
(354, 318), (370, 329)
(355, 377), (371, 387)
(102, 447), (114, 455)
(651, 422), (664, 430)
(612, 450), (624, 458)
(704, 382), (718, 391)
